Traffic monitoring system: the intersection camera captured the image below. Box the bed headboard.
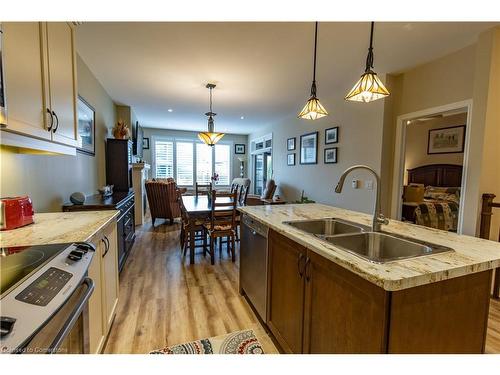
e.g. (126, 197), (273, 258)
(407, 164), (463, 187)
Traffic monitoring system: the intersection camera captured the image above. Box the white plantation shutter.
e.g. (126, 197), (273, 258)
(176, 142), (194, 185)
(215, 144), (230, 186)
(154, 140), (173, 178)
(196, 143), (213, 184)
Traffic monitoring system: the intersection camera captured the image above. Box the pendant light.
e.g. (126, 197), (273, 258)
(198, 83), (224, 146)
(298, 22), (328, 120)
(345, 22), (390, 103)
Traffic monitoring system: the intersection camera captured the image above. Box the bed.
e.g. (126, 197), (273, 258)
(405, 164), (463, 232)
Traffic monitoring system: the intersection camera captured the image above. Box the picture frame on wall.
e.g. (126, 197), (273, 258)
(235, 144), (246, 154)
(427, 125), (466, 154)
(300, 131), (318, 165)
(324, 147), (338, 164)
(287, 153), (296, 166)
(287, 137), (296, 151)
(76, 96), (95, 156)
(142, 137), (150, 150)
(325, 126), (339, 144)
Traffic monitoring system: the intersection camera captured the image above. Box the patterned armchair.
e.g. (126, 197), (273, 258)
(145, 179), (185, 226)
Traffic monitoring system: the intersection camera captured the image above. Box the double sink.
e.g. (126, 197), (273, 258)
(283, 218), (454, 264)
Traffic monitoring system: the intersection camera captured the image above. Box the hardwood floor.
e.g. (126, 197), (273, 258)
(104, 217), (500, 354)
(103, 218), (278, 353)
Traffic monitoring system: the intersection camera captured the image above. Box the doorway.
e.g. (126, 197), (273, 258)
(391, 100), (472, 234)
(254, 152), (272, 195)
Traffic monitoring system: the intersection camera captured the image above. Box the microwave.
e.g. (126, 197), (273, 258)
(0, 23), (6, 127)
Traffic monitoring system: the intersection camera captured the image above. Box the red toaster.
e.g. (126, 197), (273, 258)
(0, 196), (35, 231)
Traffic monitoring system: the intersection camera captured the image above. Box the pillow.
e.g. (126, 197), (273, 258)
(424, 186), (461, 203)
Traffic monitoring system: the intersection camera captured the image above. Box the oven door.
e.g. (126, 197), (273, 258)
(20, 277), (94, 354)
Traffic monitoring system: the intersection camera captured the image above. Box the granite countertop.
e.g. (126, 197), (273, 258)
(238, 203), (500, 291)
(0, 211), (120, 247)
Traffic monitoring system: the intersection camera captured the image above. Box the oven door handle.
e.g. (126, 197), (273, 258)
(47, 277), (94, 354)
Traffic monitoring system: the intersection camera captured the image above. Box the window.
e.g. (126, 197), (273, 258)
(154, 140), (173, 179)
(153, 138), (233, 186)
(196, 143), (213, 184)
(215, 144), (230, 186)
(176, 142), (194, 186)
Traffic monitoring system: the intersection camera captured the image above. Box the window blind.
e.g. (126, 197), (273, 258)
(196, 143), (213, 184)
(154, 140), (174, 179)
(176, 142), (194, 186)
(215, 144), (230, 186)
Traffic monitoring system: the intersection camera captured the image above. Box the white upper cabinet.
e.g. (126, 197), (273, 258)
(2, 23), (50, 140)
(1, 22), (77, 151)
(45, 22), (77, 147)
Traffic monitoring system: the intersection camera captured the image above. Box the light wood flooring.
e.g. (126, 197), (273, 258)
(104, 217), (500, 354)
(103, 218), (277, 353)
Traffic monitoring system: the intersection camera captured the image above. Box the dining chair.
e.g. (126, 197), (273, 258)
(177, 189), (207, 256)
(203, 190), (238, 265)
(195, 182), (212, 197)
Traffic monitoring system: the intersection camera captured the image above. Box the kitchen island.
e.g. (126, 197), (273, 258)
(238, 203), (500, 354)
(0, 211), (120, 354)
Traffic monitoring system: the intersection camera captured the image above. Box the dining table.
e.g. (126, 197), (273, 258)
(181, 194), (237, 264)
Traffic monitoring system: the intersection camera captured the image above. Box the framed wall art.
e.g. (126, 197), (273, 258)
(324, 147), (338, 164)
(287, 153), (296, 166)
(427, 125), (465, 154)
(287, 137), (296, 151)
(300, 131), (318, 165)
(325, 126), (339, 144)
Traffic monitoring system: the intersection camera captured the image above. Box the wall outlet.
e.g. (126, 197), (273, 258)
(366, 180), (374, 190)
(352, 179), (359, 189)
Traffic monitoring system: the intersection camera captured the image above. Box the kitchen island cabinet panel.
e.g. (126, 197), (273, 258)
(388, 269), (492, 353)
(303, 250), (389, 353)
(267, 230), (307, 354)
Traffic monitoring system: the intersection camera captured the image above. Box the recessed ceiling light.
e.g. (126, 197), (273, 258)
(240, 116), (245, 120)
(168, 109), (173, 113)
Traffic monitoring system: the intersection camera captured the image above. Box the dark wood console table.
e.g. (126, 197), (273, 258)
(63, 191), (135, 272)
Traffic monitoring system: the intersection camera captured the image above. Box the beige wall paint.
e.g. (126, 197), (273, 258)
(141, 128), (248, 183)
(478, 28), (500, 240)
(249, 90), (385, 215)
(404, 113), (466, 183)
(0, 55), (115, 212)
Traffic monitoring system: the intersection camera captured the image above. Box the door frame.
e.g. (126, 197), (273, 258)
(390, 99), (473, 234)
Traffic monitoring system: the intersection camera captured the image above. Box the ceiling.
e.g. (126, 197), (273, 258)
(76, 22), (498, 134)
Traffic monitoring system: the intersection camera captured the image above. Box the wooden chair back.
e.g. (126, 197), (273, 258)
(480, 193), (500, 299)
(208, 190), (237, 232)
(196, 182), (212, 197)
(177, 189), (189, 223)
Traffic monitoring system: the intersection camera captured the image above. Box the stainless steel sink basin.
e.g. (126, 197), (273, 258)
(284, 218), (368, 237)
(323, 232), (454, 263)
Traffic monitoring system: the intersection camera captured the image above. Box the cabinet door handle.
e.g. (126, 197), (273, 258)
(51, 111), (59, 132)
(298, 253), (305, 277)
(305, 257), (311, 282)
(102, 236), (110, 258)
(46, 108), (54, 131)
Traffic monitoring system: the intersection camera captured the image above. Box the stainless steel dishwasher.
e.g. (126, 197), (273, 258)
(239, 214), (269, 322)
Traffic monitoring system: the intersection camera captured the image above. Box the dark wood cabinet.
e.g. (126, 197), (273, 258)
(106, 139), (133, 192)
(303, 250), (388, 353)
(267, 230), (306, 354)
(266, 229), (492, 354)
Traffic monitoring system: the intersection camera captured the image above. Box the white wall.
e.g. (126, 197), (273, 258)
(0, 55), (116, 212)
(248, 89), (385, 214)
(141, 128), (248, 184)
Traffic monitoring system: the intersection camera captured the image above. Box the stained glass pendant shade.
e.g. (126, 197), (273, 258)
(345, 22), (390, 103)
(298, 22), (328, 120)
(198, 83), (224, 146)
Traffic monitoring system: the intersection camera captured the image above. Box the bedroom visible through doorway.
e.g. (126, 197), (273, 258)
(400, 110), (467, 233)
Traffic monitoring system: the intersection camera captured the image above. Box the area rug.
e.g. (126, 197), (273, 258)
(149, 329), (264, 354)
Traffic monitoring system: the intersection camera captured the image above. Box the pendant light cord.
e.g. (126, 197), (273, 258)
(209, 86), (213, 112)
(310, 21), (318, 97)
(365, 22), (375, 72)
